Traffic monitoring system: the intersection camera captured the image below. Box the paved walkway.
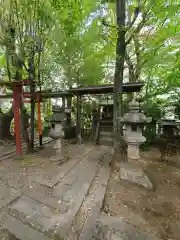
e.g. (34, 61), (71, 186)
(0, 144), (161, 240)
(0, 144), (111, 240)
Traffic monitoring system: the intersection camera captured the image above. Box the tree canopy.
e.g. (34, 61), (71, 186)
(0, 0), (179, 116)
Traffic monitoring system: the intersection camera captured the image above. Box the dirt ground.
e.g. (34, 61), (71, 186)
(104, 147), (180, 240)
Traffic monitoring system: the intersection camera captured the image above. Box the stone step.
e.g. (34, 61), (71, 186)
(94, 214), (160, 240)
(53, 148), (107, 239)
(100, 131), (113, 137)
(100, 119), (113, 123)
(99, 126), (113, 132)
(77, 153), (111, 240)
(100, 123), (113, 127)
(99, 135), (113, 142)
(100, 124), (113, 128)
(32, 145), (92, 188)
(3, 216), (50, 240)
(8, 195), (63, 232)
(0, 181), (22, 209)
(99, 140), (113, 147)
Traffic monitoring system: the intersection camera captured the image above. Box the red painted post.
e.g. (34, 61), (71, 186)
(13, 83), (22, 155)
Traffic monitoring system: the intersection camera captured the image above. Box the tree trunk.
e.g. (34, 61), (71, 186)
(20, 103), (31, 152)
(29, 62), (35, 152)
(17, 60), (31, 151)
(5, 23), (31, 153)
(111, 0), (126, 170)
(15, 56), (31, 152)
(0, 107), (14, 141)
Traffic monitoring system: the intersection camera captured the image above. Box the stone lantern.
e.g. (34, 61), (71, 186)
(121, 98), (151, 160)
(158, 119), (179, 161)
(158, 119), (178, 137)
(63, 106), (74, 139)
(48, 105), (65, 161)
(119, 98), (153, 190)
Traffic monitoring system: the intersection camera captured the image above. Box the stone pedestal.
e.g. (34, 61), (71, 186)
(53, 138), (59, 150)
(120, 161), (153, 190)
(124, 134), (146, 160)
(127, 144), (140, 160)
(53, 138), (61, 150)
(49, 122), (65, 163)
(77, 134), (83, 144)
(52, 139), (63, 158)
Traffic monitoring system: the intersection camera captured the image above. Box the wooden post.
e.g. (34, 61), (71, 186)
(13, 83), (22, 155)
(30, 80), (35, 151)
(95, 105), (101, 144)
(37, 92), (43, 147)
(76, 94), (82, 144)
(67, 96), (72, 126)
(62, 96), (65, 109)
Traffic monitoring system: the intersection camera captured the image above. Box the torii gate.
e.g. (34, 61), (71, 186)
(0, 80), (43, 156)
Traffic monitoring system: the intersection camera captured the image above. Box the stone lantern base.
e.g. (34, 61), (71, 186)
(49, 122), (68, 164)
(120, 161), (153, 190)
(53, 138), (62, 151)
(50, 138), (68, 164)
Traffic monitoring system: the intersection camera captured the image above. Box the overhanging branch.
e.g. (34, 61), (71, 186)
(125, 51), (135, 82)
(125, 6), (150, 46)
(127, 5), (140, 30)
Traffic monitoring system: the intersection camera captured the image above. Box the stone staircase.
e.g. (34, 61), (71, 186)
(97, 117), (113, 146)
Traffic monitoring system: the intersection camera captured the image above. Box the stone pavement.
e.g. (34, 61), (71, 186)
(0, 144), (111, 240)
(0, 144), (161, 240)
(93, 214), (160, 240)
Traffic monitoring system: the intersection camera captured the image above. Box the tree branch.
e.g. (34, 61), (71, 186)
(15, 53), (29, 72)
(134, 33), (141, 80)
(101, 18), (121, 32)
(127, 5), (140, 30)
(125, 6), (150, 46)
(14, 0), (23, 46)
(125, 51), (135, 82)
(5, 51), (11, 82)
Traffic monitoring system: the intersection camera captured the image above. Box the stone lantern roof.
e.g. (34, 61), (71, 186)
(121, 98), (148, 124)
(158, 119), (177, 127)
(47, 105), (65, 124)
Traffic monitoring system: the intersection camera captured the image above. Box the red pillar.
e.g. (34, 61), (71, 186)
(13, 83), (22, 155)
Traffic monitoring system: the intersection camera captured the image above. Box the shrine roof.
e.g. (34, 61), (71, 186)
(69, 82), (144, 95)
(0, 82), (144, 99)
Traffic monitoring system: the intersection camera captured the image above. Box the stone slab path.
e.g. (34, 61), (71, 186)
(93, 213), (160, 240)
(0, 144), (111, 240)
